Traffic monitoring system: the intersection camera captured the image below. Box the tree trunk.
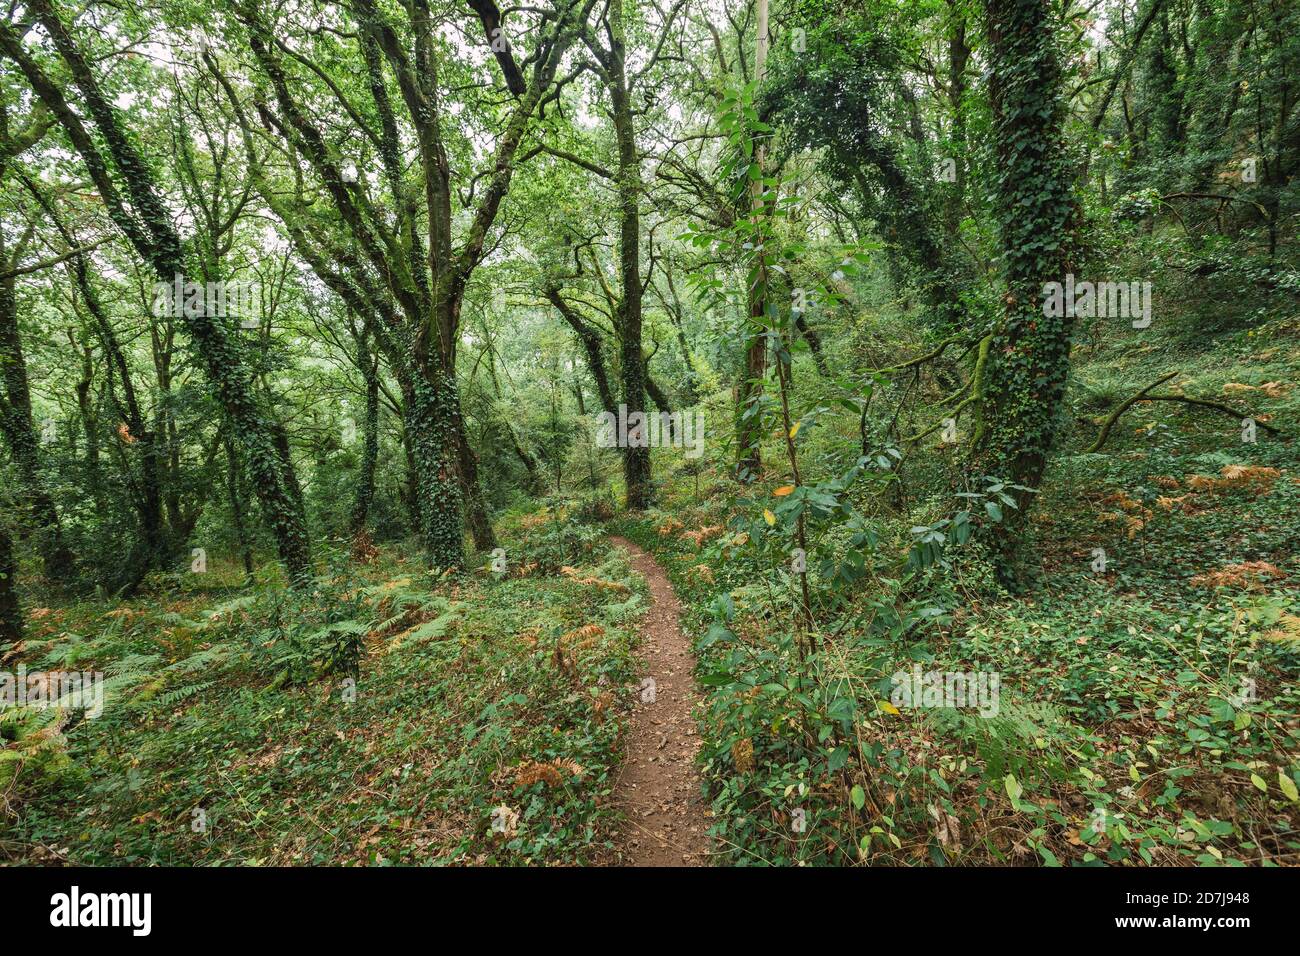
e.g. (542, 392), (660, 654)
(0, 256), (74, 582)
(403, 371), (465, 569)
(609, 0), (651, 510)
(972, 0), (1080, 583)
(350, 329), (380, 537)
(737, 0), (771, 482)
(0, 516), (20, 650)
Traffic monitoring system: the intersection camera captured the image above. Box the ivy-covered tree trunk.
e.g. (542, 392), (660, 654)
(350, 329), (380, 537)
(0, 514), (20, 649)
(403, 370), (466, 570)
(0, 254), (74, 582)
(971, 0), (1080, 581)
(608, 0), (651, 510)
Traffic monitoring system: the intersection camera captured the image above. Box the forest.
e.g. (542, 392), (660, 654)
(0, 0), (1296, 870)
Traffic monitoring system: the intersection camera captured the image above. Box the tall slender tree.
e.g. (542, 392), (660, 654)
(970, 0), (1080, 582)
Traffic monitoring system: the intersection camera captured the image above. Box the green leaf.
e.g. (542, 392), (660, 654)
(827, 746), (849, 772)
(850, 785), (865, 810)
(1279, 771), (1299, 803)
(697, 671), (735, 686)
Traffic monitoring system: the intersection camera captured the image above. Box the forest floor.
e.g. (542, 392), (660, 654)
(606, 537), (709, 866)
(600, 317), (1300, 866)
(3, 321), (1299, 868)
(1, 518), (657, 865)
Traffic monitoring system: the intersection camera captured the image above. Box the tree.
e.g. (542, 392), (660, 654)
(0, 1), (313, 585)
(969, 0), (1080, 582)
(0, 96), (74, 582)
(210, 0), (589, 565)
(0, 497), (21, 648)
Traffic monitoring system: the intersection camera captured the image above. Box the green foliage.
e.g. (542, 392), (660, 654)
(1, 0), (1297, 872)
(1, 537), (644, 865)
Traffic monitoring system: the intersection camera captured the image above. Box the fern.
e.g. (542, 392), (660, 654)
(930, 697), (1083, 782)
(156, 681), (215, 709)
(106, 653), (163, 678)
(165, 644), (232, 674)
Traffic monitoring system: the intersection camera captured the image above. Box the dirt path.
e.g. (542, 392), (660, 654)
(607, 536), (711, 866)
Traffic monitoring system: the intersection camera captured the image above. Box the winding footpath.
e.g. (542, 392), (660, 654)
(607, 536), (711, 866)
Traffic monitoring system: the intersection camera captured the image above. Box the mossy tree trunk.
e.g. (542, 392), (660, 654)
(604, 0), (651, 509)
(971, 0), (1080, 582)
(0, 515), (20, 649)
(349, 327), (381, 537)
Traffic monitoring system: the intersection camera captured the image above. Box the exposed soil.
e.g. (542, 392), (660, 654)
(607, 536), (711, 866)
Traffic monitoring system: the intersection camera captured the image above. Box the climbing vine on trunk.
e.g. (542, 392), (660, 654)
(969, 0), (1081, 583)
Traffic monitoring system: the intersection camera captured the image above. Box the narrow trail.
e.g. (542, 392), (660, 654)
(606, 536), (711, 866)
